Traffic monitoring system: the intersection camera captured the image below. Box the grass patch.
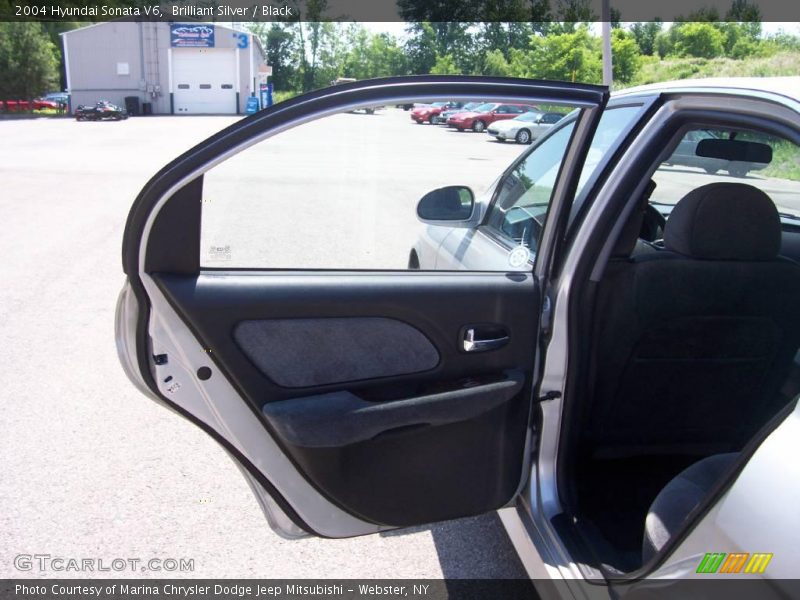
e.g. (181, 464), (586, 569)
(272, 90), (300, 105)
(762, 140), (800, 181)
(617, 52), (800, 182)
(626, 52), (800, 87)
(0, 108), (68, 119)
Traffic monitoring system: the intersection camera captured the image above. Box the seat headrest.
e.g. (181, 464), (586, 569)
(664, 183), (781, 261)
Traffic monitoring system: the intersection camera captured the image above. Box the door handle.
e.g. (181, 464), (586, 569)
(462, 327), (509, 353)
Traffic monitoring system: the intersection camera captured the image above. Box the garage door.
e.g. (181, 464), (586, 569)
(173, 48), (237, 114)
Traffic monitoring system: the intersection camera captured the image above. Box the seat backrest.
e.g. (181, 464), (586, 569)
(587, 183), (800, 456)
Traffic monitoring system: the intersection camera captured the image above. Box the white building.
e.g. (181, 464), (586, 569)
(61, 21), (268, 115)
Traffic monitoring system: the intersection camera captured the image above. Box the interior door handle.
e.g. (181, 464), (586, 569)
(462, 327), (510, 353)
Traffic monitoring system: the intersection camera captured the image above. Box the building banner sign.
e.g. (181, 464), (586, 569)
(170, 24), (215, 48)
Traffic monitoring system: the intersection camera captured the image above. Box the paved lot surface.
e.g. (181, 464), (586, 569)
(0, 110), (529, 579)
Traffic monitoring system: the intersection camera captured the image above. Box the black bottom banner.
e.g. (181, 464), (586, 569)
(2, 579), (800, 600)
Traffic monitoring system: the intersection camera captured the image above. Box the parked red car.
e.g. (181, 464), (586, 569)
(1, 98), (58, 112)
(446, 102), (537, 132)
(410, 101), (463, 124)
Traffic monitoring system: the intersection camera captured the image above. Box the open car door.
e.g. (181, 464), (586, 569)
(116, 76), (607, 538)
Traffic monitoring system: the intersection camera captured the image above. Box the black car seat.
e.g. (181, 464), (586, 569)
(642, 452), (738, 562)
(587, 182), (800, 456)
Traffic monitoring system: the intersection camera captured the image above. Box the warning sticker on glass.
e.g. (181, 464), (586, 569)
(208, 244), (231, 261)
(508, 245), (530, 268)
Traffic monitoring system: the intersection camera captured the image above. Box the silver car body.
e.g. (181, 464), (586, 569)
(412, 77), (800, 593)
(117, 76), (800, 598)
(486, 111), (563, 143)
(454, 78), (800, 595)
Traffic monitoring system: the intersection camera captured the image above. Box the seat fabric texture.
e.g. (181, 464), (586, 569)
(642, 452), (738, 562)
(587, 183), (800, 455)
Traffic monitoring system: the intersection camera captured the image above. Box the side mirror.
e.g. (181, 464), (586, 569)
(417, 186), (475, 224)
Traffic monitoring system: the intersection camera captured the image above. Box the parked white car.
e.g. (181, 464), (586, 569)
(117, 76), (800, 598)
(487, 110), (564, 144)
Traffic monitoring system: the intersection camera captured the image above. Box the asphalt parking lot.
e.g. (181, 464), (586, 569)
(0, 108), (530, 579)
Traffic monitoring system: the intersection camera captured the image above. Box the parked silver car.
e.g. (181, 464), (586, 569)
(487, 110), (564, 143)
(117, 76), (800, 598)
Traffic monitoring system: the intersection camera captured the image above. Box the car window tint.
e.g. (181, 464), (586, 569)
(485, 123), (575, 252)
(486, 106), (641, 254)
(200, 102), (550, 270)
(574, 106), (642, 196)
(651, 128), (800, 220)
(200, 96), (588, 271)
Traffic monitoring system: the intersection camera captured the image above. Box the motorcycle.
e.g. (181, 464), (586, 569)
(74, 101), (129, 121)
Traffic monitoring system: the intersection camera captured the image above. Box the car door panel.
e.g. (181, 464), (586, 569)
(278, 379), (529, 526)
(233, 317), (441, 388)
(154, 271), (539, 401)
(153, 271), (539, 526)
(119, 76), (608, 537)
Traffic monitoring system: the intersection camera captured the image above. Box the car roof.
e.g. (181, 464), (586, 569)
(613, 77), (800, 106)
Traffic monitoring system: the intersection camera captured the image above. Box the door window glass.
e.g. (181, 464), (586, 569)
(485, 124), (575, 251)
(199, 98), (587, 270)
(652, 128), (800, 218)
(485, 106), (643, 255)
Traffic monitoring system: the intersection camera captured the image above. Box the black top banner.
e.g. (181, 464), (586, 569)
(1, 0), (799, 23)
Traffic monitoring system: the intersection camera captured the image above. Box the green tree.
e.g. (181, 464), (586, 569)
(365, 33), (408, 78)
(677, 7), (721, 22)
(718, 21), (762, 57)
(314, 22), (348, 88)
(549, 0), (594, 34)
(341, 24), (372, 80)
(726, 0), (762, 39)
(654, 29), (674, 58)
(397, 0), (481, 22)
(429, 54), (460, 75)
(249, 23), (301, 92)
(673, 22), (725, 58)
(526, 26), (601, 83)
(630, 21), (662, 56)
(482, 49), (512, 76)
(40, 22), (80, 90)
(611, 29), (641, 84)
(281, 0), (330, 92)
(728, 35), (760, 59)
(528, 0), (554, 35)
(480, 0), (531, 22)
(343, 27), (409, 80)
(0, 22), (59, 102)
(397, 0), (550, 24)
(761, 32), (800, 54)
(508, 47), (534, 78)
(404, 22), (438, 74)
